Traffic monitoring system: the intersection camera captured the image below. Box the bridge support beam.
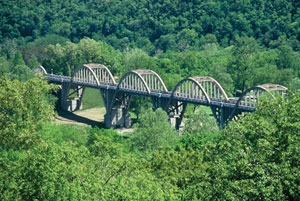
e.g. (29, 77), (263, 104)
(61, 82), (83, 112)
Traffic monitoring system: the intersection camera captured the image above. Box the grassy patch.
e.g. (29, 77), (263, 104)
(82, 88), (104, 110)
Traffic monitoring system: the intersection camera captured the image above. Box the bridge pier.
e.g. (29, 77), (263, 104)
(169, 114), (185, 131)
(61, 82), (83, 112)
(211, 104), (233, 128)
(104, 92), (131, 128)
(166, 101), (187, 130)
(151, 96), (170, 111)
(104, 107), (131, 128)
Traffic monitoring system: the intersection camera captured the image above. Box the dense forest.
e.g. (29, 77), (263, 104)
(1, 0), (300, 52)
(1, 0), (300, 200)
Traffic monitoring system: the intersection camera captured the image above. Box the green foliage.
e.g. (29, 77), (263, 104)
(0, 127), (175, 200)
(0, 56), (9, 77)
(180, 107), (221, 152)
(181, 131), (221, 153)
(129, 96), (152, 120)
(228, 37), (260, 95)
(288, 77), (300, 93)
(28, 34), (70, 46)
(0, 78), (55, 150)
(129, 108), (179, 153)
(0, 38), (17, 59)
(10, 51), (25, 66)
(122, 48), (157, 73)
(37, 123), (90, 147)
(183, 107), (219, 135)
(41, 38), (122, 75)
(2, 0), (300, 52)
(1, 81), (300, 200)
(150, 146), (208, 194)
(0, 50), (35, 81)
(8, 64), (34, 81)
(87, 127), (128, 155)
(195, 94), (300, 200)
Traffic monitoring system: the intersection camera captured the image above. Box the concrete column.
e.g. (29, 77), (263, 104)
(61, 82), (83, 112)
(104, 92), (131, 128)
(104, 106), (131, 128)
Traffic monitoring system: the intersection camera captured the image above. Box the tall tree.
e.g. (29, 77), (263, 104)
(129, 108), (178, 153)
(228, 37), (259, 95)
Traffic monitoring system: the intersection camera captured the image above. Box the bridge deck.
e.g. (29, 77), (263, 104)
(46, 74), (256, 112)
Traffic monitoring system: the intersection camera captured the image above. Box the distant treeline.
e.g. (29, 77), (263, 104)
(1, 37), (300, 97)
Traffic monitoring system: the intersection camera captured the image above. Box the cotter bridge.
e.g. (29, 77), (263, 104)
(33, 64), (287, 129)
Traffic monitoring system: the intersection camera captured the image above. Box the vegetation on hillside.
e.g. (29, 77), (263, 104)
(0, 0), (300, 199)
(1, 0), (300, 52)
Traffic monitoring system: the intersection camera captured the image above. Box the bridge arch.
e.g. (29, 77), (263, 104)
(134, 69), (168, 92)
(117, 70), (151, 94)
(86, 63), (116, 85)
(193, 76), (229, 101)
(70, 64), (100, 86)
(32, 65), (48, 75)
(62, 64), (100, 111)
(171, 77), (211, 103)
(229, 83), (288, 123)
(167, 76), (212, 129)
(105, 69), (168, 128)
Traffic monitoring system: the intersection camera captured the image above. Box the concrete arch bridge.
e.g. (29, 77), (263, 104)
(33, 64), (287, 129)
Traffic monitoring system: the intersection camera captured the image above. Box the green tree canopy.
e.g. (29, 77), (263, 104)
(0, 78), (55, 150)
(129, 108), (179, 153)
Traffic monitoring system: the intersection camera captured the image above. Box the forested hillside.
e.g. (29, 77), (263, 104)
(1, 0), (300, 52)
(1, 0), (300, 96)
(1, 0), (300, 200)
